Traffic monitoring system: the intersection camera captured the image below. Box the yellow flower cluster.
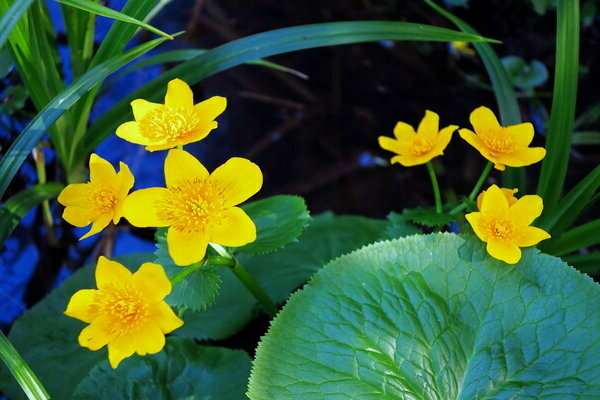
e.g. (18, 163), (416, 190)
(60, 79), (262, 368)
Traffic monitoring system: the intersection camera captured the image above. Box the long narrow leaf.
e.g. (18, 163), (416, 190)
(0, 0), (35, 50)
(0, 183), (63, 247)
(83, 20), (497, 160)
(56, 0), (172, 39)
(550, 219), (600, 257)
(563, 252), (600, 274)
(0, 35), (172, 199)
(537, 0), (580, 211)
(0, 331), (49, 400)
(423, 0), (525, 191)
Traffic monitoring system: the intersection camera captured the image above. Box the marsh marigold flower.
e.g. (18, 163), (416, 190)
(466, 185), (550, 264)
(116, 79), (226, 151)
(459, 106), (546, 170)
(64, 257), (183, 368)
(450, 41), (476, 56)
(123, 149), (262, 266)
(476, 187), (518, 209)
(378, 110), (457, 166)
(58, 154), (134, 240)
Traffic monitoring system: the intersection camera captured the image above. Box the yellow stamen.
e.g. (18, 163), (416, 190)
(139, 107), (203, 142)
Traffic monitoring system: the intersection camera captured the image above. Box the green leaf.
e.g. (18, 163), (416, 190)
(0, 46), (13, 78)
(0, 253), (154, 400)
(154, 232), (222, 311)
(237, 195), (310, 255)
(385, 212), (422, 239)
(424, 0), (525, 191)
(56, 0), (172, 40)
(72, 339), (251, 400)
(501, 55), (549, 90)
(573, 131), (600, 145)
(564, 252), (600, 275)
(178, 213), (387, 340)
(548, 219), (600, 257)
(0, 34), (171, 200)
(0, 183), (63, 248)
(537, 0), (580, 213)
(248, 233), (600, 399)
(0, 85), (28, 115)
(402, 206), (455, 228)
(83, 20), (497, 159)
(0, 0), (35, 51)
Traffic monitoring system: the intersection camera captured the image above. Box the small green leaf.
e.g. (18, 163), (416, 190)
(0, 85), (29, 115)
(237, 195), (310, 255)
(403, 206), (455, 227)
(154, 232), (222, 311)
(501, 55), (549, 90)
(248, 234), (600, 399)
(385, 212), (422, 238)
(72, 339), (251, 400)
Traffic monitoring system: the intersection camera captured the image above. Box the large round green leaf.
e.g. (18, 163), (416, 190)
(248, 233), (600, 399)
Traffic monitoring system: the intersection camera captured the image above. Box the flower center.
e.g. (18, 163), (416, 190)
(139, 107), (203, 142)
(480, 128), (515, 157)
(90, 187), (118, 212)
(157, 179), (226, 232)
(410, 138), (434, 156)
(487, 218), (514, 240)
(91, 285), (150, 334)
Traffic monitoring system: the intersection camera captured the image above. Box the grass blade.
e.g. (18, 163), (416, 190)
(0, 331), (49, 400)
(83, 20), (496, 159)
(563, 252), (600, 275)
(0, 35), (172, 199)
(549, 219), (600, 257)
(423, 0), (525, 191)
(0, 183), (63, 248)
(537, 0), (580, 211)
(56, 0), (172, 39)
(0, 0), (35, 50)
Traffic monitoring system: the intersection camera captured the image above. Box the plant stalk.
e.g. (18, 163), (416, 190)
(426, 162), (442, 213)
(231, 260), (278, 318)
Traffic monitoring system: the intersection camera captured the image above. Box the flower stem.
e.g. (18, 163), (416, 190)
(231, 260), (278, 318)
(32, 146), (56, 245)
(426, 162), (443, 214)
(468, 161), (493, 201)
(169, 256), (235, 286)
(0, 331), (49, 400)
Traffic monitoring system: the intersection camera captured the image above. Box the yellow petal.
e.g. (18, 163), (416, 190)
(470, 106), (501, 134)
(392, 121), (416, 140)
(194, 96), (227, 121)
(480, 185), (509, 216)
(508, 195), (544, 226)
(95, 256), (132, 290)
(486, 240), (521, 264)
(80, 213), (112, 240)
(390, 153), (433, 167)
(107, 335), (136, 369)
(515, 226), (551, 247)
(431, 125), (457, 154)
(465, 212), (488, 242)
(64, 289), (98, 323)
(167, 228), (209, 266)
(113, 163), (135, 223)
(505, 122), (534, 147)
(123, 188), (171, 227)
(164, 149), (209, 189)
(165, 78), (193, 109)
(130, 99), (162, 121)
(132, 262), (172, 304)
(78, 317), (115, 351)
(172, 121), (218, 147)
(133, 322), (165, 356)
(459, 128), (493, 159)
(116, 121), (152, 146)
(63, 206), (94, 227)
(416, 110), (440, 139)
(58, 183), (91, 207)
(477, 187), (518, 210)
(150, 302), (184, 333)
(378, 136), (409, 155)
(89, 154), (116, 184)
(210, 207), (256, 247)
(209, 158), (263, 207)
(497, 147), (546, 168)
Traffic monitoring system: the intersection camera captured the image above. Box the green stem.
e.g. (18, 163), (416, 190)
(32, 146), (55, 245)
(468, 162), (493, 201)
(170, 256), (234, 286)
(426, 162), (442, 213)
(0, 331), (49, 400)
(231, 260), (278, 318)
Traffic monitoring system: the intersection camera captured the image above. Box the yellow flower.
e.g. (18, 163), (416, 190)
(58, 154), (134, 240)
(476, 187), (518, 210)
(450, 41), (476, 56)
(64, 257), (183, 368)
(459, 106), (546, 170)
(466, 185), (551, 264)
(378, 110), (457, 166)
(116, 79), (226, 151)
(123, 149), (262, 266)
